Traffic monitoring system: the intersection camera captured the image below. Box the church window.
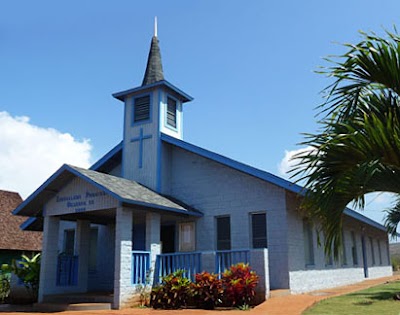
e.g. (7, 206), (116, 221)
(216, 216), (231, 250)
(134, 95), (150, 122)
(179, 222), (195, 252)
(303, 219), (315, 266)
(166, 96), (177, 128)
(351, 231), (358, 265)
(251, 213), (267, 248)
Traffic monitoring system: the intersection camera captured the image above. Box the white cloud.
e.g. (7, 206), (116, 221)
(0, 111), (92, 198)
(278, 146), (313, 179)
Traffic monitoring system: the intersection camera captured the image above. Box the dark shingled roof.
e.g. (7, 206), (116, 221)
(70, 165), (190, 211)
(0, 190), (42, 251)
(14, 164), (202, 218)
(142, 36), (164, 86)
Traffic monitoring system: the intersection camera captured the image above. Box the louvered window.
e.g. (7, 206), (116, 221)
(216, 216), (231, 250)
(252, 213), (267, 248)
(134, 95), (150, 122)
(167, 97), (177, 128)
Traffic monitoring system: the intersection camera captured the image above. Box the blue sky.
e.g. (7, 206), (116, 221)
(1, 1), (399, 226)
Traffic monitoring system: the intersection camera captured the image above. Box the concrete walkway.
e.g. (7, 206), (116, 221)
(1, 275), (399, 315)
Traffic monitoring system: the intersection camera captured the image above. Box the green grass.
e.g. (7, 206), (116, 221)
(303, 280), (400, 315)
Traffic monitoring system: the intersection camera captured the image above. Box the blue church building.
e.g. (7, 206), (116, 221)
(14, 28), (392, 309)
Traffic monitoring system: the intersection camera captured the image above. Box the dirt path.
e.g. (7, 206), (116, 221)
(1, 275), (399, 315)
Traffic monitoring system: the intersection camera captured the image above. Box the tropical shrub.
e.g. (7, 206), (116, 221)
(191, 271), (223, 309)
(0, 272), (10, 303)
(221, 263), (259, 307)
(392, 256), (400, 271)
(2, 254), (41, 302)
(150, 269), (192, 309)
(149, 263), (260, 309)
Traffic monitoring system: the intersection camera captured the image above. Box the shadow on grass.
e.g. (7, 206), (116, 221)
(349, 290), (398, 301)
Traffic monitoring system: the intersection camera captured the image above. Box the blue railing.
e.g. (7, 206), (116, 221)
(154, 252), (202, 283)
(215, 249), (250, 274)
(132, 251), (151, 284)
(56, 255), (78, 286)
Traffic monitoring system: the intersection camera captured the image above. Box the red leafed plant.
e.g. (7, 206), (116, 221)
(191, 271), (223, 309)
(221, 263), (259, 307)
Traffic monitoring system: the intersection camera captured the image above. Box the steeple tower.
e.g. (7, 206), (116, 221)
(142, 18), (164, 86)
(112, 20), (193, 192)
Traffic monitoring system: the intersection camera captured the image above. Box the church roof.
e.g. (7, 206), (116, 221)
(142, 36), (164, 86)
(160, 134), (388, 232)
(0, 190), (42, 251)
(112, 79), (193, 103)
(14, 164), (202, 219)
(83, 134), (389, 232)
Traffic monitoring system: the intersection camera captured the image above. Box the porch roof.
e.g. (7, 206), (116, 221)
(14, 164), (203, 218)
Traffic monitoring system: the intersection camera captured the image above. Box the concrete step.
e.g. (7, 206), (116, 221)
(270, 289), (291, 298)
(34, 302), (112, 311)
(43, 292), (113, 304)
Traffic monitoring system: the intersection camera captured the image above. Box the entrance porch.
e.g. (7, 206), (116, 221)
(39, 208), (269, 309)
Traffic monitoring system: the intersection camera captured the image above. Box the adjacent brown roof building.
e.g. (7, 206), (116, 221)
(0, 190), (42, 251)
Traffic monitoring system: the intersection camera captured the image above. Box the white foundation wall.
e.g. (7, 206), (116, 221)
(289, 268), (365, 293)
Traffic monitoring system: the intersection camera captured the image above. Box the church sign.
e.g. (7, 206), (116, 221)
(46, 178), (118, 216)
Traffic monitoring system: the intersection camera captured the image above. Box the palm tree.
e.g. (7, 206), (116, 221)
(292, 30), (400, 257)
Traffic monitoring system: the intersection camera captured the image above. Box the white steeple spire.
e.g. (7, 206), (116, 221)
(154, 16), (158, 37)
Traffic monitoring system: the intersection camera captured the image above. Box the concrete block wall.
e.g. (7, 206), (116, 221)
(168, 146), (289, 289)
(113, 207), (135, 309)
(250, 249), (269, 302)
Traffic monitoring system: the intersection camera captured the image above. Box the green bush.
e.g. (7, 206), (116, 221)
(0, 272), (10, 303)
(2, 254), (41, 302)
(392, 256), (400, 271)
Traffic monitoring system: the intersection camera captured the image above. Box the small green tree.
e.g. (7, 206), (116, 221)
(2, 253), (41, 302)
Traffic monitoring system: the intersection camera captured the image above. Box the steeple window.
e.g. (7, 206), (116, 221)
(166, 96), (177, 128)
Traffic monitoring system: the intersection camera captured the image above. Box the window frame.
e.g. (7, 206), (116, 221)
(351, 231), (358, 266)
(165, 94), (178, 130)
(303, 219), (315, 267)
(132, 93), (152, 125)
(179, 222), (196, 252)
(216, 216), (231, 251)
(251, 212), (267, 249)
